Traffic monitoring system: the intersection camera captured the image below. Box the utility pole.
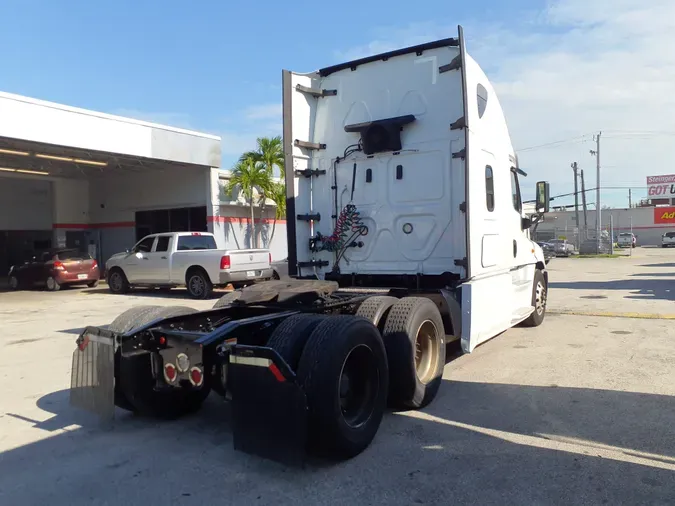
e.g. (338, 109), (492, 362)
(590, 131), (602, 252)
(572, 162), (581, 248)
(628, 189), (632, 208)
(580, 169), (589, 235)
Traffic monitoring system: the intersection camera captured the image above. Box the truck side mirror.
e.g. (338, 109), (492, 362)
(535, 181), (550, 213)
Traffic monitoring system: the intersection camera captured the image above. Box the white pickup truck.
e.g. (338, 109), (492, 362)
(105, 232), (273, 299)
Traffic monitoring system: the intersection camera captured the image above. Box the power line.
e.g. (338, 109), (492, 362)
(516, 135), (590, 153)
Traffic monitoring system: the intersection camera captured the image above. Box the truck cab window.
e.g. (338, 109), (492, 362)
(155, 236), (171, 252)
(135, 236), (155, 253)
(510, 169), (522, 213)
(485, 166), (495, 211)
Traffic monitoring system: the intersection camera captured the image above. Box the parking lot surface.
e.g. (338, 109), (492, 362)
(1, 249), (675, 506)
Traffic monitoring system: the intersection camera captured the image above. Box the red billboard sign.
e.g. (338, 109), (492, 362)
(654, 206), (675, 224)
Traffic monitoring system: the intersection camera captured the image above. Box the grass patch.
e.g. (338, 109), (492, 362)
(571, 254), (622, 258)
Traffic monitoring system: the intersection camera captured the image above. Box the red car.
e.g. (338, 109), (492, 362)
(8, 248), (100, 292)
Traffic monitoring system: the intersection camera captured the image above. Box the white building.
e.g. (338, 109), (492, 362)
(0, 91), (287, 275)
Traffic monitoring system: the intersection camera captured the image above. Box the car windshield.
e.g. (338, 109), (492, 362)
(666, 232), (675, 238)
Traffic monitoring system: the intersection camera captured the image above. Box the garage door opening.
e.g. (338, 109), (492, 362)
(134, 206), (207, 240)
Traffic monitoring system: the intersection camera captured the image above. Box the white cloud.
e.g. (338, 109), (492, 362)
(334, 0), (675, 206)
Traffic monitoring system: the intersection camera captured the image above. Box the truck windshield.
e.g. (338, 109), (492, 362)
(177, 235), (217, 250)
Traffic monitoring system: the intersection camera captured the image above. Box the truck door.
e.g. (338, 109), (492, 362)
(125, 236), (156, 283)
(508, 168), (536, 318)
(145, 235), (172, 284)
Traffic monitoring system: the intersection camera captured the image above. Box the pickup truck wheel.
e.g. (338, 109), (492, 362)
(297, 315), (388, 460)
(521, 269), (547, 328)
(212, 290), (242, 308)
(108, 268), (130, 294)
(356, 296), (398, 332)
(186, 269), (213, 299)
(116, 305), (210, 419)
(382, 297), (446, 410)
(267, 314), (326, 370)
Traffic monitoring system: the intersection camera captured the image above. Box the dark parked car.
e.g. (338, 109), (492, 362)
(8, 248), (100, 291)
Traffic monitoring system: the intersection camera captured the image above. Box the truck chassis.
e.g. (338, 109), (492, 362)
(70, 277), (534, 465)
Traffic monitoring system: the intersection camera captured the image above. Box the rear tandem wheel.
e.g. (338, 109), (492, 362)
(296, 315), (389, 459)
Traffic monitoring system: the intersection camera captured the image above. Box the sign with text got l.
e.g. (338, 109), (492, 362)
(647, 174), (675, 197)
(654, 206), (675, 224)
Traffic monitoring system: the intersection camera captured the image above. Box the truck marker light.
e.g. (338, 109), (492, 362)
(158, 336), (167, 345)
(190, 367), (204, 387)
(164, 363), (177, 383)
(176, 353), (190, 372)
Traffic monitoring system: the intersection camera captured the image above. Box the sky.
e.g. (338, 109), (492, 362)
(1, 0), (674, 208)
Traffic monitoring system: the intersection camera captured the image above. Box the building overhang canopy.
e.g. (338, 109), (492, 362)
(0, 91), (221, 175)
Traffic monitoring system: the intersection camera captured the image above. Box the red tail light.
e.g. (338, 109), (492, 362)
(53, 261), (65, 271)
(190, 367), (204, 387)
(91, 260), (98, 269)
(164, 363), (177, 383)
(220, 255), (231, 269)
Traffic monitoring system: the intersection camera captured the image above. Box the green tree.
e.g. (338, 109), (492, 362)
(266, 181), (287, 245)
(242, 136), (284, 178)
(226, 155), (271, 248)
(239, 136), (285, 247)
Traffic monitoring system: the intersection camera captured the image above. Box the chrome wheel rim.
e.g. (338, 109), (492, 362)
(535, 281), (546, 315)
(414, 320), (439, 384)
(47, 277), (55, 290)
(9, 276), (18, 289)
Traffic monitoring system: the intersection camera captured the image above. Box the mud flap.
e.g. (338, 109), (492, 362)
(228, 345), (308, 466)
(70, 326), (117, 422)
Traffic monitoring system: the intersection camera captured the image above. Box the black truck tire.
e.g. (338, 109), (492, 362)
(382, 297), (446, 410)
(212, 290), (242, 308)
(111, 305), (210, 418)
(107, 268), (130, 294)
(186, 268), (213, 299)
(297, 315), (388, 460)
(521, 269), (547, 327)
(266, 314), (326, 370)
(355, 296), (398, 332)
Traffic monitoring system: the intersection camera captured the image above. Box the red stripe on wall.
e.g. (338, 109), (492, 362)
(208, 216), (287, 225)
(53, 222), (135, 229)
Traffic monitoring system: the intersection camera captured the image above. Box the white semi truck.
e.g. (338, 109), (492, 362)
(70, 26), (551, 465)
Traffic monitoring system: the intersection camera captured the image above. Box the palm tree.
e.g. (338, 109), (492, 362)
(266, 181), (287, 245)
(226, 155), (271, 248)
(239, 136), (285, 246)
(242, 136), (284, 177)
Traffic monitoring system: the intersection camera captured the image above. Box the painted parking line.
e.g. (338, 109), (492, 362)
(549, 309), (675, 320)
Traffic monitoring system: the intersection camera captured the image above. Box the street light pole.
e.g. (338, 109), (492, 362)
(590, 132), (602, 252)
